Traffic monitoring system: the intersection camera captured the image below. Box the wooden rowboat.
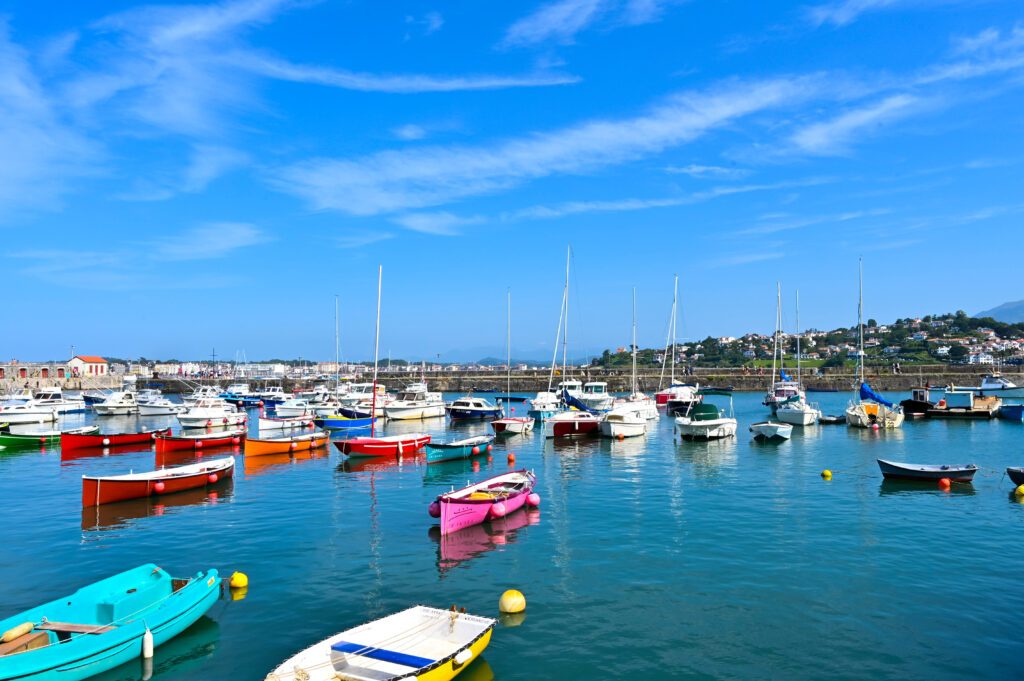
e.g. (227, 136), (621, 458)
(877, 458), (978, 482)
(246, 432), (329, 457)
(429, 470), (539, 535)
(0, 425), (98, 449)
(82, 457), (234, 507)
(425, 435), (495, 464)
(334, 433), (430, 458)
(61, 427), (172, 451)
(154, 430), (246, 452)
(266, 605), (495, 681)
(257, 415), (315, 432)
(0, 564), (221, 680)
(315, 414), (376, 430)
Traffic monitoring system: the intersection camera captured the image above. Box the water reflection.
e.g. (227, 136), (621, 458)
(879, 479), (976, 496)
(81, 483), (234, 532)
(89, 616), (219, 681)
(155, 445), (242, 469)
(62, 444), (156, 463)
(675, 436), (739, 470)
(428, 508), (540, 577)
(459, 658), (495, 681)
(337, 454), (424, 474)
(243, 449), (328, 476)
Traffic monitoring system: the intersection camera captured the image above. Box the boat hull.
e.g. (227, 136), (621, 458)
(315, 415), (376, 430)
(155, 431), (245, 452)
(446, 407), (502, 420)
(749, 422), (793, 440)
(437, 470), (537, 535)
(61, 428), (172, 451)
(246, 433), (329, 457)
(425, 436), (495, 464)
(1007, 467), (1024, 486)
(845, 402), (904, 428)
(335, 434), (431, 457)
(599, 419), (646, 438)
(543, 413), (600, 438)
(999, 404), (1024, 422)
(178, 413), (247, 428)
(82, 458), (234, 506)
(877, 458), (977, 482)
(258, 415), (315, 431)
(491, 417), (534, 435)
(383, 404), (446, 420)
(775, 406), (819, 426)
(676, 417), (737, 441)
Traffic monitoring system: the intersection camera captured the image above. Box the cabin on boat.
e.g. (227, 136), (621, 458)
(68, 355), (109, 377)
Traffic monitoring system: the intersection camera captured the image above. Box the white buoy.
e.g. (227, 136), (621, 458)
(142, 627), (154, 659)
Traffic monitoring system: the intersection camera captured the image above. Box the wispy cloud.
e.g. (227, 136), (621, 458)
(391, 212), (485, 235)
(270, 78), (816, 216)
(181, 145), (249, 192)
(707, 251), (786, 268)
(805, 0), (966, 28)
(153, 222), (270, 260)
(789, 94), (923, 155)
(502, 0), (609, 48)
(405, 12), (444, 37)
(337, 231), (395, 249)
(739, 208), (890, 235)
(392, 124), (428, 141)
(665, 163), (751, 179)
(7, 249), (239, 290)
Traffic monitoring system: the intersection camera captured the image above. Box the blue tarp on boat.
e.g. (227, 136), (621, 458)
(561, 389), (599, 414)
(780, 370), (793, 381)
(860, 382), (895, 407)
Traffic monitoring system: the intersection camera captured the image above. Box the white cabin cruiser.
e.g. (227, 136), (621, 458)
(93, 390), (139, 416)
(177, 398), (247, 428)
(953, 374), (1024, 399)
(580, 382), (614, 412)
(138, 396), (186, 416)
(775, 398), (821, 426)
(32, 387), (86, 414)
(383, 387), (445, 420)
(599, 404), (647, 438)
(0, 401), (58, 424)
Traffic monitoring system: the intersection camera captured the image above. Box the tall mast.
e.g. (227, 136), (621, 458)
(506, 289), (511, 414)
(562, 245), (570, 378)
(670, 275), (678, 385)
(631, 287), (638, 395)
(777, 282), (784, 378)
(858, 258), (864, 384)
(334, 294), (340, 392)
(657, 276), (676, 391)
(370, 265), (382, 437)
(771, 283), (779, 388)
(795, 289), (802, 385)
(547, 285), (566, 392)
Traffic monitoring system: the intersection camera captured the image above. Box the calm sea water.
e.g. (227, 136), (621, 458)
(2, 392), (1023, 680)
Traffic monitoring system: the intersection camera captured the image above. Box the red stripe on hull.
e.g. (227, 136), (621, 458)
(155, 433), (246, 452)
(62, 428), (172, 451)
(334, 435), (430, 457)
(551, 421), (599, 438)
(82, 463), (234, 506)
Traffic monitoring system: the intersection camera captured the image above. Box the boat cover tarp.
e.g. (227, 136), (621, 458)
(561, 389), (599, 414)
(780, 370), (793, 381)
(860, 382), (895, 407)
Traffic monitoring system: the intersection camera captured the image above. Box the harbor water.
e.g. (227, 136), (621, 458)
(2, 391), (1023, 679)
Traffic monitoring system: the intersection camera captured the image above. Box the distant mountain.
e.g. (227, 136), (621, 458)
(976, 300), (1024, 323)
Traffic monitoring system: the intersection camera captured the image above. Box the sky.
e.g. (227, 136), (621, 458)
(2, 0), (1023, 362)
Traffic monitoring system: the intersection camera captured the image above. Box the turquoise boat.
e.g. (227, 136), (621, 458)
(425, 435), (495, 464)
(0, 563), (221, 681)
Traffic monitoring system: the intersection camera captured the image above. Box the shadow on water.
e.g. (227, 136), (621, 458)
(89, 616), (220, 681)
(81, 482), (235, 532)
(336, 454), (424, 474)
(879, 479), (976, 496)
(427, 508), (540, 577)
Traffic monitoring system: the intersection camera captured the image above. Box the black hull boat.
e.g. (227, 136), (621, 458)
(877, 458), (978, 482)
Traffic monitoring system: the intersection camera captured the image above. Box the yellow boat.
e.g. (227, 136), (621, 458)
(245, 432), (329, 457)
(266, 606), (494, 681)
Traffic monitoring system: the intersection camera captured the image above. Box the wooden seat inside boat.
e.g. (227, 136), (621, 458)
(0, 630), (48, 656)
(37, 621), (115, 634)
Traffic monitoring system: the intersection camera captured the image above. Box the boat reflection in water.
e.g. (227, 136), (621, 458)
(155, 444), (242, 469)
(879, 479), (976, 497)
(338, 454), (424, 474)
(243, 449), (328, 476)
(61, 443), (156, 463)
(81, 482), (234, 532)
(89, 615), (220, 681)
(456, 657), (494, 681)
(428, 507), (540, 577)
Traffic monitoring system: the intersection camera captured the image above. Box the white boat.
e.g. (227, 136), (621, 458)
(182, 385), (223, 405)
(308, 394), (345, 417)
(675, 391), (737, 441)
(952, 374), (1024, 399)
(762, 284), (807, 414)
(256, 386), (291, 403)
(845, 260), (904, 429)
(258, 414), (315, 431)
(224, 383), (251, 396)
(383, 387), (445, 421)
(93, 391), (139, 416)
(265, 605), (495, 681)
(543, 410), (601, 438)
(491, 416), (534, 434)
(138, 397), (187, 416)
(580, 382), (614, 412)
(32, 387), (86, 414)
(749, 421), (793, 440)
(527, 391), (559, 419)
(774, 291), (820, 426)
(339, 383), (385, 407)
(274, 398), (313, 417)
(446, 396), (501, 420)
(664, 384), (702, 416)
(177, 398), (247, 428)
(0, 401), (58, 424)
(599, 405), (647, 438)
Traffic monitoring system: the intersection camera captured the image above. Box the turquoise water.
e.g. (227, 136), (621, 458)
(2, 392), (1023, 680)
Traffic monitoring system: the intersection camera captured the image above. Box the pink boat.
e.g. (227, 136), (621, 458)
(428, 470), (540, 535)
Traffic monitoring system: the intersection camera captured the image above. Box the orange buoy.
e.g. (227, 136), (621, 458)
(507, 453), (516, 464)
(938, 477), (951, 490)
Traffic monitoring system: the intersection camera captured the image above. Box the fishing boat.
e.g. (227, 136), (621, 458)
(82, 457), (234, 506)
(543, 409), (600, 439)
(900, 387), (936, 418)
(0, 425), (98, 449)
(154, 430), (245, 452)
(61, 427), (172, 451)
(265, 605), (495, 681)
(664, 385), (702, 416)
(314, 414), (376, 430)
(383, 386), (445, 421)
(258, 414), (315, 431)
(0, 564), (221, 680)
(425, 435), (495, 464)
(579, 382), (614, 412)
(490, 415), (533, 435)
(846, 260), (904, 429)
(1006, 467), (1024, 486)
(256, 386), (291, 404)
(177, 398), (247, 429)
(31, 387), (86, 414)
(675, 390), (737, 441)
(926, 390), (1000, 419)
(429, 470), (539, 535)
(526, 392), (559, 420)
(270, 398), (313, 418)
(599, 406), (646, 438)
(446, 397), (502, 421)
(335, 433), (430, 458)
(339, 383), (386, 407)
(0, 401), (58, 424)
(138, 396), (187, 416)
(93, 391), (139, 416)
(749, 421), (793, 441)
(246, 432), (329, 456)
(181, 385), (222, 405)
(819, 414), (846, 424)
(951, 374), (1024, 399)
(876, 459), (978, 482)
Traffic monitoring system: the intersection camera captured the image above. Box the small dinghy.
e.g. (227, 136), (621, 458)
(266, 605), (495, 681)
(818, 414), (845, 424)
(61, 427), (172, 451)
(154, 429), (246, 452)
(246, 432), (329, 457)
(257, 415), (315, 432)
(429, 470), (539, 535)
(0, 425), (98, 449)
(82, 457), (234, 506)
(425, 435), (495, 464)
(314, 414), (376, 430)
(0, 564), (221, 681)
(877, 459), (978, 482)
(490, 416), (534, 435)
(1007, 467), (1024, 486)
(749, 421), (793, 441)
(335, 434), (430, 458)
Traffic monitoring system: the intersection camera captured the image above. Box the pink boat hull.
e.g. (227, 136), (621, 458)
(438, 470), (537, 535)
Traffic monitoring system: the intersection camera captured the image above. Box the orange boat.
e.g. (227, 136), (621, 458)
(245, 431), (330, 457)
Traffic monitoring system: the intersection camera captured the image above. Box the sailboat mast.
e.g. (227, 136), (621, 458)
(506, 288), (511, 415)
(795, 290), (801, 385)
(562, 245), (570, 377)
(334, 294), (340, 393)
(370, 266), (382, 437)
(670, 275), (677, 385)
(632, 287), (638, 395)
(547, 286), (566, 392)
(771, 282), (780, 387)
(858, 258), (864, 384)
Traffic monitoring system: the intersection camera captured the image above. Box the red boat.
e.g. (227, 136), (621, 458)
(334, 433), (430, 458)
(154, 430), (246, 452)
(82, 457), (235, 507)
(61, 428), (172, 451)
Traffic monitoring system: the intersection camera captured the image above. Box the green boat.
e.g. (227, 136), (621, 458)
(0, 563), (222, 681)
(0, 425), (98, 449)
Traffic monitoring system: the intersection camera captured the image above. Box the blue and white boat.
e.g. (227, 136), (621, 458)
(999, 403), (1024, 422)
(446, 396), (501, 421)
(425, 435), (495, 464)
(0, 564), (221, 681)
(314, 415), (376, 430)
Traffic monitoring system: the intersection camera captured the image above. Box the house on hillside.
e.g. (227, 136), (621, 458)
(67, 355), (108, 377)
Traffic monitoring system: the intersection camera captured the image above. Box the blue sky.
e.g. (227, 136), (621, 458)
(2, 0), (1023, 362)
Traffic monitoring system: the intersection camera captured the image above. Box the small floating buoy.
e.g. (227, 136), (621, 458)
(938, 477), (951, 490)
(142, 627), (154, 659)
(428, 501), (441, 518)
(821, 469), (832, 480)
(617, 433), (624, 440)
(499, 589), (526, 614)
(207, 473), (218, 484)
(153, 481), (166, 494)
(229, 571), (249, 589)
(527, 493), (541, 507)
(486, 444), (493, 452)
(102, 438), (110, 446)
(507, 453), (515, 464)
(1015, 485), (1024, 497)
(871, 423), (879, 430)
(471, 446), (480, 455)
